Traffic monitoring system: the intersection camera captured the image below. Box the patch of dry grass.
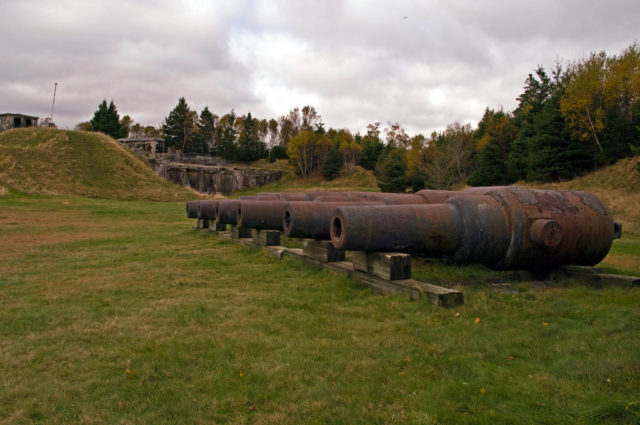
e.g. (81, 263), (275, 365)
(0, 128), (196, 201)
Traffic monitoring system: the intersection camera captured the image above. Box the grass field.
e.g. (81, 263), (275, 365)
(1, 193), (639, 424)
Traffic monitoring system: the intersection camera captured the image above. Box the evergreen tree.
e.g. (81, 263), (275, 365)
(236, 113), (266, 163)
(360, 122), (384, 170)
(322, 147), (342, 180)
(90, 100), (127, 139)
(218, 111), (238, 161)
(376, 149), (407, 192)
(468, 109), (518, 186)
(195, 106), (216, 155)
(163, 97), (197, 153)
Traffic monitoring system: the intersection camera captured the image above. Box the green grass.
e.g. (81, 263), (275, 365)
(1, 194), (639, 424)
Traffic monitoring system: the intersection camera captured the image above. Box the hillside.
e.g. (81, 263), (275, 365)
(0, 128), (195, 201)
(521, 156), (640, 234)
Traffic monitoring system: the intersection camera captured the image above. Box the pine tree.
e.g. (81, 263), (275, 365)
(196, 106), (216, 155)
(163, 97), (197, 152)
(376, 149), (407, 192)
(236, 113), (266, 162)
(322, 147), (342, 180)
(90, 100), (127, 139)
(468, 109), (517, 186)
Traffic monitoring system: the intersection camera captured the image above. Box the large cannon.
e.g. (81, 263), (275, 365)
(330, 186), (621, 270)
(190, 186), (620, 271)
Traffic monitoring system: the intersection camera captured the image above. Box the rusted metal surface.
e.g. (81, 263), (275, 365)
(283, 201), (383, 240)
(331, 204), (463, 255)
(237, 200), (288, 230)
(197, 200), (218, 220)
(186, 200), (199, 219)
(415, 189), (461, 204)
(188, 186), (620, 271)
(215, 200), (241, 225)
(330, 186), (620, 271)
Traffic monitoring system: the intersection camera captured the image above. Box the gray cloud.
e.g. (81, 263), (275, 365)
(1, 0), (638, 136)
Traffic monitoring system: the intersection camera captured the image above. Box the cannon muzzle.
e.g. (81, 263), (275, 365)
(283, 201), (384, 240)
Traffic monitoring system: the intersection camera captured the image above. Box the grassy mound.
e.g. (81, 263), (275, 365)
(0, 128), (195, 201)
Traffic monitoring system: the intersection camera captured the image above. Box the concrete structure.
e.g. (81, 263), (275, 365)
(118, 139), (281, 195)
(118, 137), (165, 157)
(0, 113), (39, 132)
(153, 161), (282, 195)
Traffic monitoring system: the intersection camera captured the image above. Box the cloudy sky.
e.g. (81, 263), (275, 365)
(1, 0), (638, 136)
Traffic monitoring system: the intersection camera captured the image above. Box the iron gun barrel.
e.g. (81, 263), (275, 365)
(283, 201), (384, 240)
(330, 186), (621, 270)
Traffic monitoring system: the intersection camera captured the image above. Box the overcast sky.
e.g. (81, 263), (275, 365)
(1, 0), (638, 136)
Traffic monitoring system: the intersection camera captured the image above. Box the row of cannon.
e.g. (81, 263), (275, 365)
(187, 186), (622, 271)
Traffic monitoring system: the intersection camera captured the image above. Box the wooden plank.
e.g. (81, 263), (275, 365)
(554, 266), (640, 289)
(251, 229), (281, 247)
(351, 251), (411, 280)
(280, 246), (463, 307)
(302, 239), (345, 263)
(229, 224), (251, 239)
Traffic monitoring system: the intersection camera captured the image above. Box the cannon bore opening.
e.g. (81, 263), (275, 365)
(332, 216), (342, 238)
(284, 210), (291, 229)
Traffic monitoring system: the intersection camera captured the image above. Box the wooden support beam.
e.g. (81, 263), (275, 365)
(352, 251), (411, 281)
(251, 229), (281, 247)
(193, 218), (210, 230)
(229, 224), (251, 239)
(553, 265), (640, 288)
(302, 239), (345, 263)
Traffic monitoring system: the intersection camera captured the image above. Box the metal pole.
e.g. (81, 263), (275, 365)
(50, 82), (58, 121)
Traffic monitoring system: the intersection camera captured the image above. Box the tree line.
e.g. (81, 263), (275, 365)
(80, 43), (640, 188)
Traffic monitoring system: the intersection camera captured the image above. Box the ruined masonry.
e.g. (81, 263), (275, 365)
(118, 137), (282, 195)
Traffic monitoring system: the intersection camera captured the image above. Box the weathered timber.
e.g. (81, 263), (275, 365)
(351, 251), (411, 281)
(279, 250), (463, 307)
(229, 224), (251, 239)
(211, 222), (227, 232)
(193, 218), (210, 230)
(302, 239), (345, 263)
(552, 265), (640, 288)
(251, 229), (281, 247)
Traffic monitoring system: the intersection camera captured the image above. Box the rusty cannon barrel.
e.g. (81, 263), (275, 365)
(283, 201), (384, 240)
(186, 200), (199, 219)
(197, 200), (218, 220)
(330, 186), (621, 271)
(216, 200), (241, 225)
(237, 200), (289, 230)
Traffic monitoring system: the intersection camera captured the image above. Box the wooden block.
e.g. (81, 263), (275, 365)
(266, 246), (287, 259)
(212, 222), (227, 231)
(303, 239), (345, 263)
(555, 266), (640, 289)
(229, 224), (251, 239)
(251, 229), (281, 246)
(351, 251), (411, 281)
(194, 218), (210, 229)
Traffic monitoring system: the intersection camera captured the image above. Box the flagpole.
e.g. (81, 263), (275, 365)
(50, 82), (58, 121)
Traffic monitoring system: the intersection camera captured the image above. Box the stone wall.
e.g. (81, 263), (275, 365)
(0, 113), (39, 133)
(153, 160), (282, 195)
